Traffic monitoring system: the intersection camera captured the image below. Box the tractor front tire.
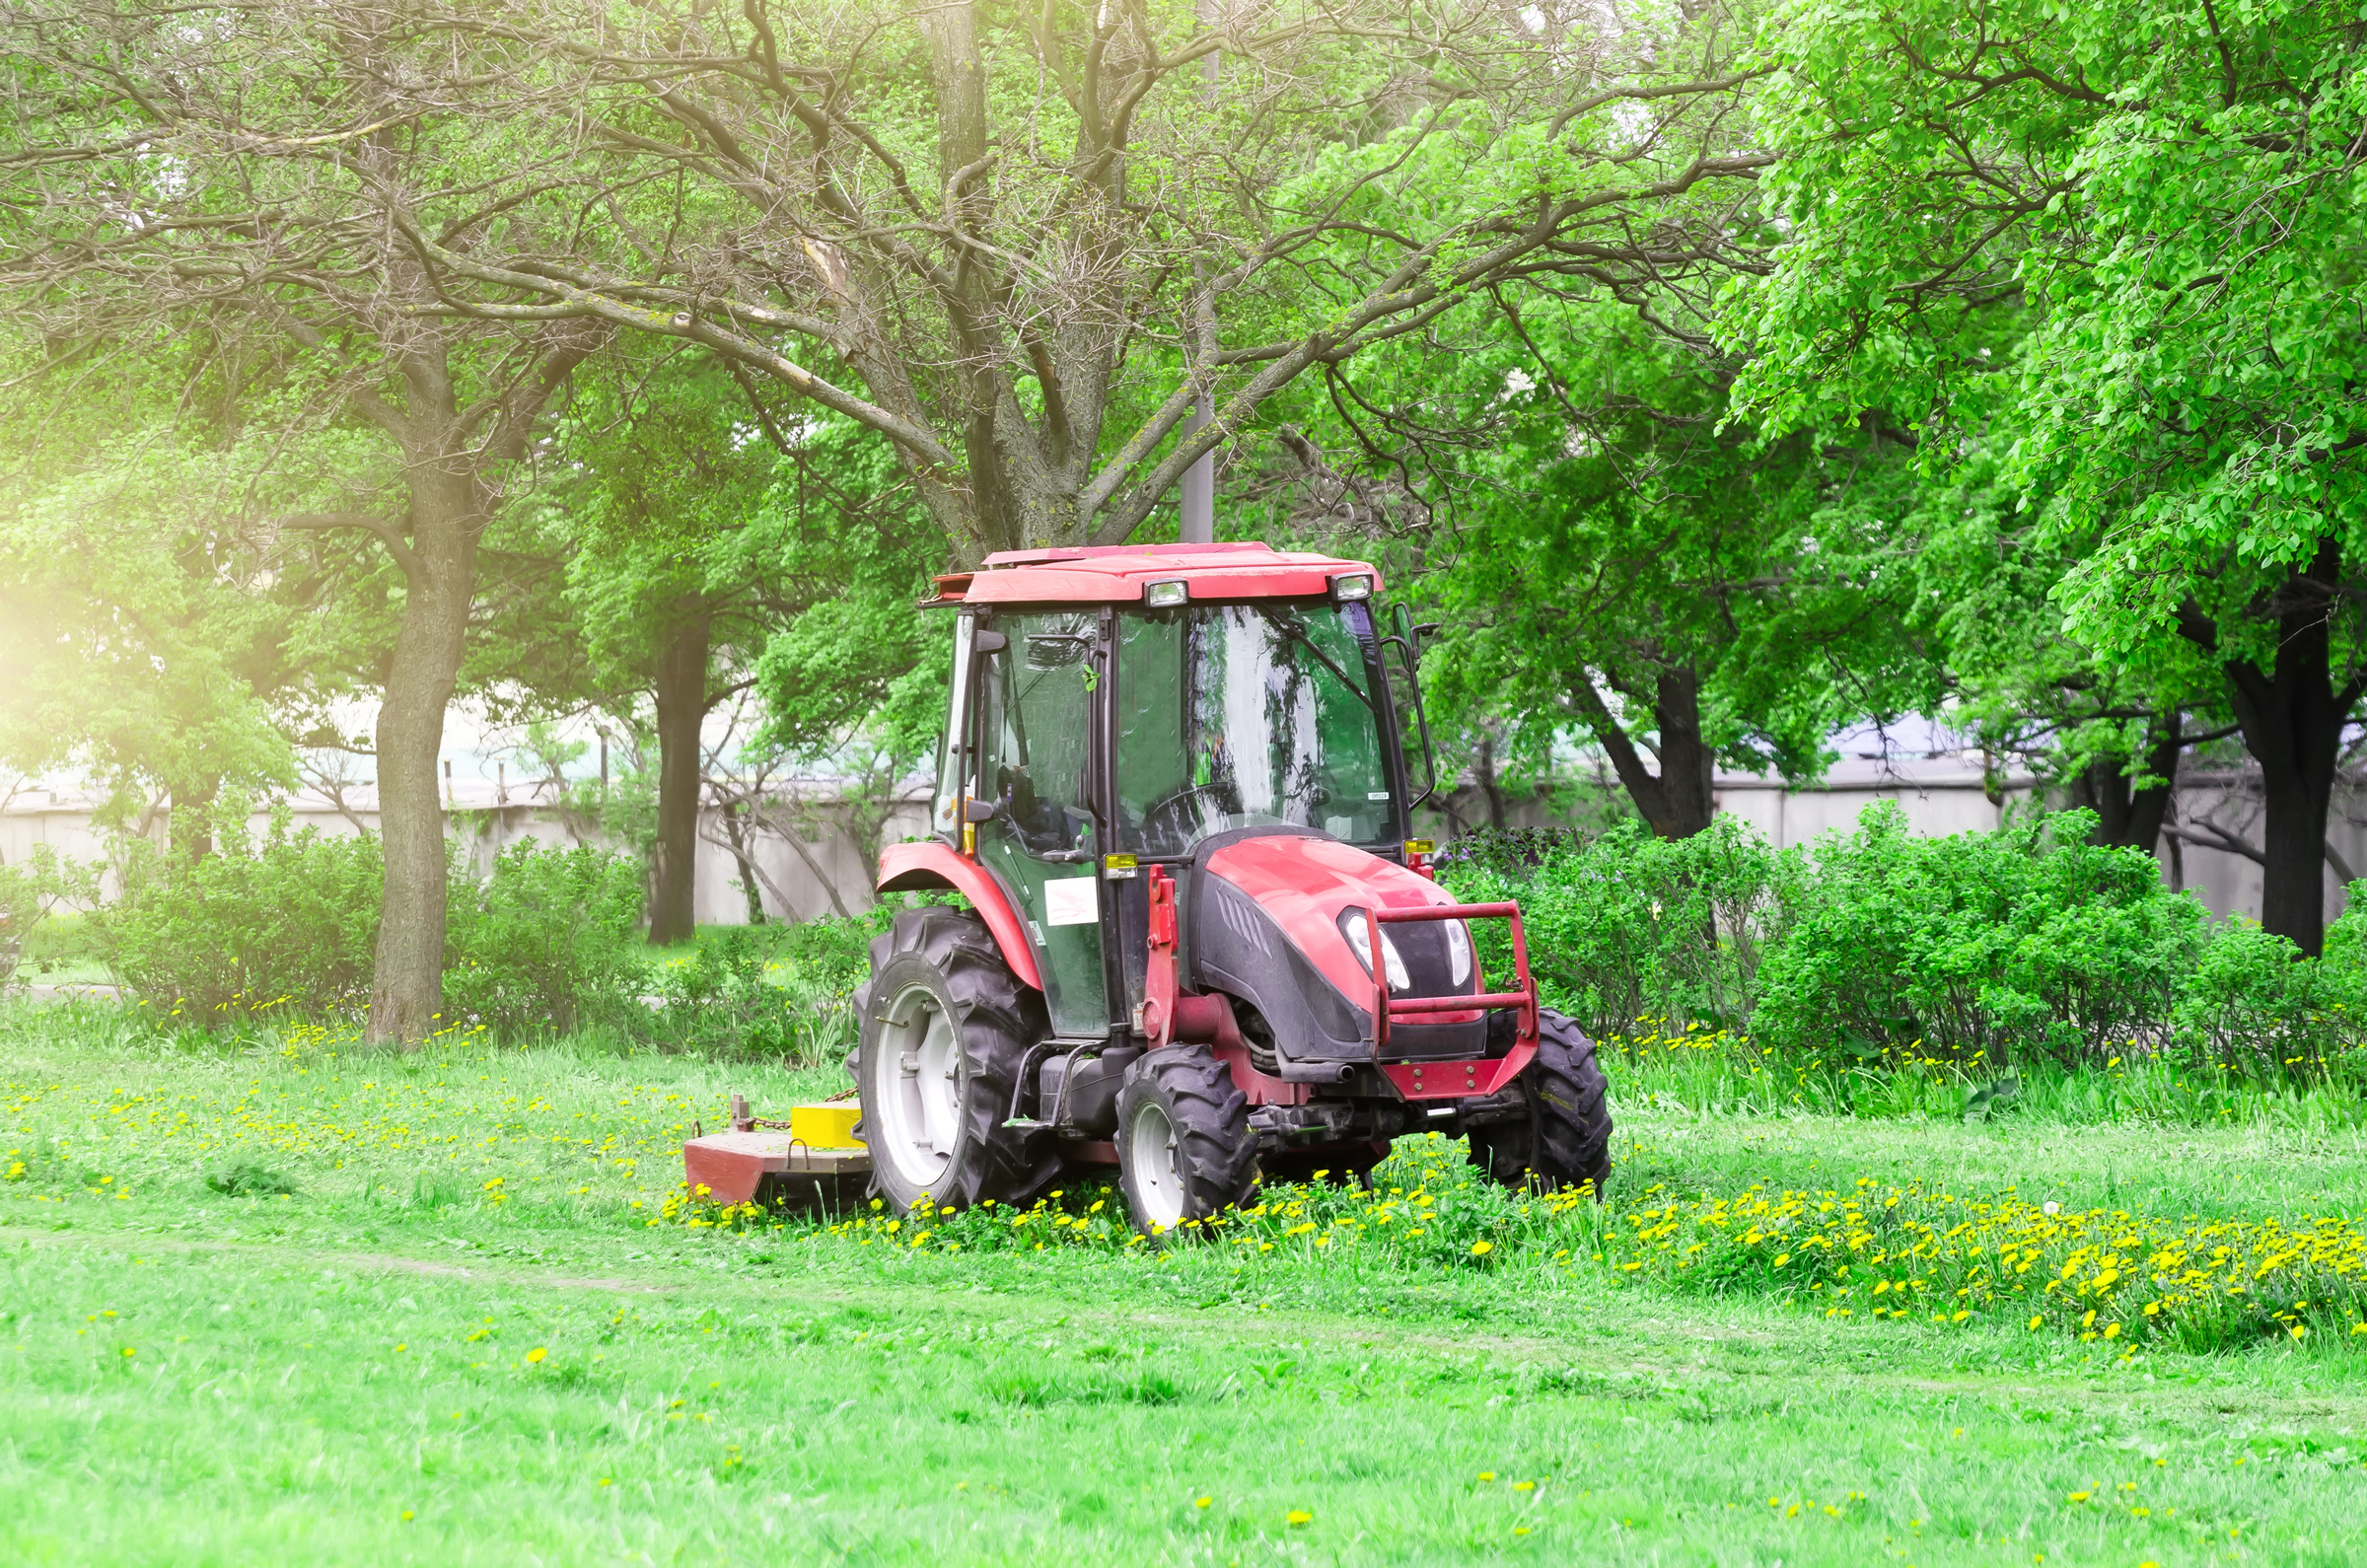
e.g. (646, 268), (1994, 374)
(853, 906), (1062, 1213)
(1114, 1046), (1256, 1237)
(1469, 1010), (1613, 1196)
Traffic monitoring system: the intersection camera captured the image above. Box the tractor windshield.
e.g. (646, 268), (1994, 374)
(1115, 600), (1394, 857)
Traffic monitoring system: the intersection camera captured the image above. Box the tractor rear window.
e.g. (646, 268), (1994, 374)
(1115, 603), (1392, 856)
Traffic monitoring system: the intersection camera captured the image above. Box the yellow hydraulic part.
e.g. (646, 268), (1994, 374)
(789, 1102), (865, 1149)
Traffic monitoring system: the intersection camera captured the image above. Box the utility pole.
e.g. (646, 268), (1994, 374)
(1179, 0), (1220, 545)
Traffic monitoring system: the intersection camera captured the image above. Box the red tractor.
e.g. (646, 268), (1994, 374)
(851, 542), (1611, 1234)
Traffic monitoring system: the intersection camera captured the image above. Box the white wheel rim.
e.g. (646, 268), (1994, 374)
(874, 980), (960, 1190)
(1126, 1098), (1185, 1231)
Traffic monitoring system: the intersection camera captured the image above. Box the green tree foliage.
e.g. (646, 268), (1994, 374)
(0, 349), (395, 846)
(399, 0), (1773, 556)
(1263, 288), (1938, 836)
(1735, 0), (2367, 948)
(1905, 455), (2227, 849)
(526, 358), (946, 932)
(0, 4), (610, 1038)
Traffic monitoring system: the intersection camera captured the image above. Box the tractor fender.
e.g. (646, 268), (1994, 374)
(874, 841), (1045, 992)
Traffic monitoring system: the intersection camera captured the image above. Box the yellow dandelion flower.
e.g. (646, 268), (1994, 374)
(1286, 1510), (1312, 1527)
(526, 1347), (548, 1364)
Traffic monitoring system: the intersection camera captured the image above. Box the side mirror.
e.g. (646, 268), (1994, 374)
(964, 797), (1000, 823)
(973, 628), (1008, 655)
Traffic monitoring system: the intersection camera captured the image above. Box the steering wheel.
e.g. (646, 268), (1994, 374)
(1140, 783), (1232, 844)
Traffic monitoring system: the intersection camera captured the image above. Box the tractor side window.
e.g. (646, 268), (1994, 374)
(1115, 611), (1189, 834)
(976, 612), (1098, 855)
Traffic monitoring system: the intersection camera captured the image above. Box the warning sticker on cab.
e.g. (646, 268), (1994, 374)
(1042, 876), (1100, 928)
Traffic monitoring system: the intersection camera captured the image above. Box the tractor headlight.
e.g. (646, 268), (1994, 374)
(1143, 579), (1189, 607)
(1444, 919), (1471, 987)
(1340, 911), (1411, 991)
(1329, 573), (1374, 602)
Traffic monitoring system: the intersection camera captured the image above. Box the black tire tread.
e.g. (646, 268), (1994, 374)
(1470, 1009), (1614, 1195)
(854, 905), (1062, 1210)
(1116, 1047), (1257, 1233)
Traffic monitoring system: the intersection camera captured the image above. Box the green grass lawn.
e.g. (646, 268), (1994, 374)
(7, 1004), (2367, 1565)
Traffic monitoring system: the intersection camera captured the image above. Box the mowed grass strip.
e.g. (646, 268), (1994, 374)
(5, 1008), (2367, 1563)
(9, 1228), (2367, 1567)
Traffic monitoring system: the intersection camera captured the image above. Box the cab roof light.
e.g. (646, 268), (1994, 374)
(1143, 579), (1189, 607)
(1330, 573), (1374, 602)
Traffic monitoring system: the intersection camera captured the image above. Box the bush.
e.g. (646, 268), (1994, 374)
(100, 809), (381, 1017)
(1440, 816), (1793, 1039)
(642, 913), (882, 1063)
(443, 839), (648, 1035)
(1440, 805), (2304, 1076)
(0, 843), (98, 987)
(1751, 805), (2207, 1068)
(768, 911), (881, 1013)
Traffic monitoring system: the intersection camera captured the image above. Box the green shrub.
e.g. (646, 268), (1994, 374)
(443, 839), (648, 1036)
(1440, 816), (1793, 1039)
(100, 809), (381, 1017)
(768, 911), (882, 1013)
(1751, 805), (2207, 1069)
(2170, 901), (2367, 1080)
(641, 913), (882, 1063)
(1441, 805), (2295, 1077)
(0, 844), (98, 987)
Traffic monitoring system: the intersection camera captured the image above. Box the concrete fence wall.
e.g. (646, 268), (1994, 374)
(0, 777), (931, 926)
(10, 752), (2362, 929)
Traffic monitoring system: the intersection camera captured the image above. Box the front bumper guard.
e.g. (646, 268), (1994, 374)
(1362, 900), (1540, 1102)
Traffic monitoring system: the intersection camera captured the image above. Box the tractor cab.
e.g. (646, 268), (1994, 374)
(854, 542), (1611, 1232)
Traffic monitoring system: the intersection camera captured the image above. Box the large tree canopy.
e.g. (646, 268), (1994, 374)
(0, 3), (606, 1037)
(1733, 0), (2367, 949)
(389, 0), (1779, 558)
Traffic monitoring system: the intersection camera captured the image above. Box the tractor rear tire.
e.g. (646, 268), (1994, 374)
(1114, 1046), (1256, 1237)
(852, 906), (1062, 1213)
(1469, 1010), (1613, 1196)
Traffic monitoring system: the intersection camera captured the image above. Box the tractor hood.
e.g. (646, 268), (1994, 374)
(1188, 832), (1484, 1063)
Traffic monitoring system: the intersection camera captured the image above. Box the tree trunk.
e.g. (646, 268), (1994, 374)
(169, 775), (222, 859)
(1568, 663), (1716, 837)
(1474, 730), (1508, 830)
(2230, 655), (2344, 957)
(367, 475), (476, 1045)
(719, 799), (767, 925)
(2071, 713), (2181, 852)
(2196, 544), (2355, 956)
(648, 609), (712, 946)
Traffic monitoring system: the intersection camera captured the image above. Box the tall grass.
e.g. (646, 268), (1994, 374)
(1600, 1015), (2367, 1132)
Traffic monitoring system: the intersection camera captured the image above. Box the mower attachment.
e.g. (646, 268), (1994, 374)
(1363, 900), (1540, 1101)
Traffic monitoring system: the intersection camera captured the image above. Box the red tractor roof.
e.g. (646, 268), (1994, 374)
(927, 542), (1382, 606)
